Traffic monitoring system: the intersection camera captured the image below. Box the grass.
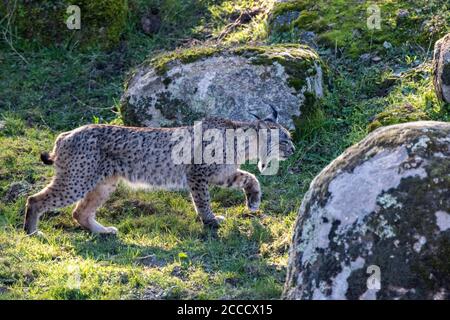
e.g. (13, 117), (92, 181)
(1, 0), (449, 299)
(0, 186), (289, 299)
(269, 0), (450, 57)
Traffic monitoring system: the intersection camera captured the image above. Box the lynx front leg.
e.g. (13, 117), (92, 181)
(72, 177), (119, 234)
(187, 177), (225, 227)
(225, 170), (261, 212)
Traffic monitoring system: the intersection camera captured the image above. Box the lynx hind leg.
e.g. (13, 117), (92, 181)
(24, 177), (88, 235)
(72, 177), (119, 234)
(187, 176), (225, 228)
(224, 170), (261, 212)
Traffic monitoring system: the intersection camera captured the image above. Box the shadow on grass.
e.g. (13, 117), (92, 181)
(64, 213), (286, 299)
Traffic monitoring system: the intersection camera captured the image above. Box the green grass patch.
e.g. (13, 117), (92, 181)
(1, 0), (450, 300)
(269, 0), (450, 57)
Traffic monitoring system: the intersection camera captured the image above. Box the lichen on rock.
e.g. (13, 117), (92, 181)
(284, 121), (450, 300)
(121, 44), (325, 129)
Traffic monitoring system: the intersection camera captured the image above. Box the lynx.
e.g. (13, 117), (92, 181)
(24, 108), (295, 235)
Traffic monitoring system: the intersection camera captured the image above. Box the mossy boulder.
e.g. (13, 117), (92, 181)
(367, 103), (429, 132)
(269, 0), (450, 57)
(433, 34), (450, 103)
(284, 121), (450, 300)
(0, 0), (127, 49)
(121, 44), (325, 129)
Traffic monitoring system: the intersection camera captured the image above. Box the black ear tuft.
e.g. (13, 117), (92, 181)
(249, 112), (261, 120)
(267, 104), (279, 123)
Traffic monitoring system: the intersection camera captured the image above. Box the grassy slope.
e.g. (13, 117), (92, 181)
(0, 0), (449, 299)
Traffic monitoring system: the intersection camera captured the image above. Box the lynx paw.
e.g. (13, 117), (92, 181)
(247, 199), (261, 212)
(95, 226), (118, 235)
(26, 230), (45, 238)
(104, 226), (118, 234)
(246, 194), (261, 212)
(203, 215), (226, 228)
(247, 203), (260, 212)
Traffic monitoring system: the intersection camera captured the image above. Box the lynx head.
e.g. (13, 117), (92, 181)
(250, 105), (295, 173)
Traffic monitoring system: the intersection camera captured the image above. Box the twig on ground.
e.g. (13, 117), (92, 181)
(216, 8), (264, 42)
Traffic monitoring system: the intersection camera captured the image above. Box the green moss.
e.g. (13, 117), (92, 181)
(151, 46), (222, 75)
(269, 0), (450, 57)
(268, 0), (308, 35)
(367, 120), (382, 132)
(126, 43), (326, 129)
(270, 0), (309, 18)
(288, 79), (306, 91)
(419, 13), (449, 45)
(365, 61), (443, 132)
(293, 92), (324, 140)
(368, 104), (429, 132)
(1, 0), (127, 49)
(232, 44), (323, 92)
(81, 0), (128, 48)
(149, 44), (324, 93)
(294, 11), (327, 32)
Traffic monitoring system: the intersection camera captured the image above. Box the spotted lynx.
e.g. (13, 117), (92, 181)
(24, 108), (295, 235)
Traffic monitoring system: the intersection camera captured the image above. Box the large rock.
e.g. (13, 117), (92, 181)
(120, 44), (325, 129)
(433, 34), (450, 103)
(284, 121), (450, 300)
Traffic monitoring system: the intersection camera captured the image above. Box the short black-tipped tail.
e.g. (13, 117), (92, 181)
(40, 152), (54, 165)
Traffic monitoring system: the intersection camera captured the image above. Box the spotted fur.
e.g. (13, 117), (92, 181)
(24, 117), (295, 235)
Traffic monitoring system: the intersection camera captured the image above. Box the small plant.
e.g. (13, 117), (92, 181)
(92, 116), (101, 124)
(0, 113), (26, 136)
